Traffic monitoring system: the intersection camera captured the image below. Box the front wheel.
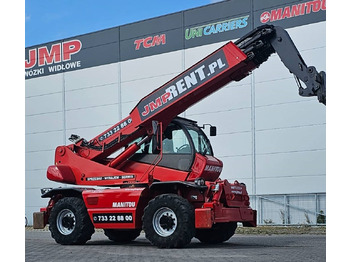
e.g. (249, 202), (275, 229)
(49, 197), (94, 245)
(142, 194), (195, 248)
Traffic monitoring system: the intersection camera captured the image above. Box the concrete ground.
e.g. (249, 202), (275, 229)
(25, 230), (325, 262)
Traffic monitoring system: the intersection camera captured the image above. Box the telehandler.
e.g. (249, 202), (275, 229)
(33, 25), (326, 248)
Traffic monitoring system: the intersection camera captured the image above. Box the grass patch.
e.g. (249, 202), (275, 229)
(236, 225), (326, 235)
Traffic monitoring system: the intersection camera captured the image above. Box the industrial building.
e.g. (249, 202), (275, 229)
(25, 0), (326, 225)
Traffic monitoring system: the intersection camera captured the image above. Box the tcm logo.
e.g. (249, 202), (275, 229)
(260, 0), (326, 23)
(134, 34), (166, 50)
(25, 39), (82, 69)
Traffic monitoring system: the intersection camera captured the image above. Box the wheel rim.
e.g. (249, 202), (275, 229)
(56, 209), (76, 235)
(152, 207), (177, 237)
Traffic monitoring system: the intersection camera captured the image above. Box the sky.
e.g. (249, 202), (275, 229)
(25, 0), (223, 47)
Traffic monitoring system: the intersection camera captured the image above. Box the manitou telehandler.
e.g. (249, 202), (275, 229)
(33, 25), (326, 248)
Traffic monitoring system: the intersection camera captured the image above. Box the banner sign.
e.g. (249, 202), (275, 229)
(25, 0), (326, 80)
(25, 40), (82, 79)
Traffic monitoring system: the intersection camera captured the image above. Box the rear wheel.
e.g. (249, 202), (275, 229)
(142, 194), (195, 248)
(49, 197), (94, 245)
(195, 222), (237, 244)
(104, 229), (141, 243)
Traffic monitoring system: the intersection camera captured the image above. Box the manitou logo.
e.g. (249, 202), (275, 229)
(260, 0), (326, 23)
(25, 39), (82, 69)
(134, 34), (166, 50)
(112, 202), (136, 208)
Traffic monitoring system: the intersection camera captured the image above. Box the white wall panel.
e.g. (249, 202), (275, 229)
(286, 22), (326, 52)
(121, 101), (138, 119)
(25, 170), (61, 189)
(26, 92), (63, 116)
(254, 54), (293, 83)
(256, 150), (325, 179)
(25, 131), (63, 153)
(256, 175), (326, 195)
(186, 83), (251, 115)
(64, 63), (119, 91)
(25, 150), (56, 171)
(25, 112), (63, 134)
(212, 132), (252, 157)
(255, 100), (326, 130)
(255, 78), (304, 106)
(187, 108), (251, 135)
(26, 187), (51, 207)
(121, 51), (183, 82)
(298, 47), (326, 72)
(121, 73), (178, 104)
(184, 41), (226, 67)
(65, 104), (119, 130)
(220, 155), (252, 180)
(65, 125), (112, 143)
(25, 74), (63, 97)
(256, 125), (326, 155)
(65, 83), (118, 110)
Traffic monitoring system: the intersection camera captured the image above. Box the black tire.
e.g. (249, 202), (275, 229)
(195, 222), (237, 244)
(142, 194), (195, 248)
(49, 197), (95, 245)
(104, 229), (141, 243)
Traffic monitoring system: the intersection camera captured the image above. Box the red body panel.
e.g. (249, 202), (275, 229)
(79, 179), (256, 230)
(50, 147), (140, 186)
(82, 188), (149, 229)
(187, 154), (223, 181)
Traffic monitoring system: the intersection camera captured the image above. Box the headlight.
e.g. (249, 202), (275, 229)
(40, 188), (53, 195)
(194, 178), (205, 186)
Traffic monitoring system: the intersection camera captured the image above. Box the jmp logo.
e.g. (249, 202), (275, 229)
(137, 50), (228, 121)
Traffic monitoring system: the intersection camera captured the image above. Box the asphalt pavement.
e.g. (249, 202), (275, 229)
(25, 230), (325, 262)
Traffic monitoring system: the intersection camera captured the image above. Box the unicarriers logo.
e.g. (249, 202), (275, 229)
(260, 0), (326, 24)
(185, 15), (249, 40)
(25, 39), (82, 78)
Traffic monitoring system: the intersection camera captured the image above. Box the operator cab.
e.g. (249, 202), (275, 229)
(129, 117), (223, 181)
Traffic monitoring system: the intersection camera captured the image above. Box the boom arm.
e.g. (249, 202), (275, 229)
(69, 25), (326, 163)
(235, 25), (326, 105)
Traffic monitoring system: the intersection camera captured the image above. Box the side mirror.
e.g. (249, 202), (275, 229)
(201, 123), (217, 136)
(210, 126), (217, 136)
(151, 121), (162, 153)
(152, 121), (158, 135)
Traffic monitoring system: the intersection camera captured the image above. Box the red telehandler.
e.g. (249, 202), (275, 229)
(33, 25), (326, 248)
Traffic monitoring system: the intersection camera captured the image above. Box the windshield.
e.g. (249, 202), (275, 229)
(135, 121), (213, 156)
(185, 125), (213, 156)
